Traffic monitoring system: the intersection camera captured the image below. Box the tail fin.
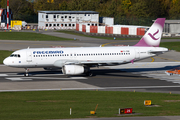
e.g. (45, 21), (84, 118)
(134, 18), (165, 47)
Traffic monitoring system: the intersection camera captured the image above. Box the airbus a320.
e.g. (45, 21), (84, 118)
(3, 18), (168, 76)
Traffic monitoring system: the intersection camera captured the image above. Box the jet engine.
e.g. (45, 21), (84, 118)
(62, 65), (89, 75)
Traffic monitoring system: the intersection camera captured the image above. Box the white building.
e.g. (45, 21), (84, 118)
(38, 11), (99, 29)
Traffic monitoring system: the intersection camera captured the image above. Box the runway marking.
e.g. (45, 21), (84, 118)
(0, 74), (8, 76)
(101, 41), (120, 47)
(1, 85), (180, 92)
(150, 57), (154, 62)
(5, 77), (87, 81)
(6, 78), (32, 81)
(1, 73), (66, 77)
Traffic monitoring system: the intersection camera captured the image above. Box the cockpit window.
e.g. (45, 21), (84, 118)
(10, 54), (14, 57)
(10, 54), (21, 58)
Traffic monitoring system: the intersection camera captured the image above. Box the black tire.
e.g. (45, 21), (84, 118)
(88, 72), (93, 77)
(24, 73), (29, 77)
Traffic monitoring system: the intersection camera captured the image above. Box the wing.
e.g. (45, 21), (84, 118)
(54, 59), (125, 67)
(65, 60), (124, 66)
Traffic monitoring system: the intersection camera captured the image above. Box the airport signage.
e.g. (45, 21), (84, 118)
(120, 108), (133, 114)
(144, 100), (151, 106)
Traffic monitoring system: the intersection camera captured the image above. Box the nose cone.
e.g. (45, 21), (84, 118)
(3, 58), (9, 66)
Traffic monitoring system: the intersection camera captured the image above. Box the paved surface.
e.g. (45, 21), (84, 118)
(57, 116), (180, 120)
(1, 60), (180, 93)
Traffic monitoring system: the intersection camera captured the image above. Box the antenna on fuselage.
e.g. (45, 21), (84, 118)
(27, 46), (30, 49)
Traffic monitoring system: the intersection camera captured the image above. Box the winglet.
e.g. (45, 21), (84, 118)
(134, 18), (165, 47)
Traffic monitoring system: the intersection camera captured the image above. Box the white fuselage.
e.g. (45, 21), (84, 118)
(3, 46), (168, 68)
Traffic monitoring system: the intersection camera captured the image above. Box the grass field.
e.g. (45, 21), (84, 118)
(57, 30), (140, 40)
(0, 90), (180, 120)
(160, 42), (180, 52)
(0, 32), (72, 41)
(0, 50), (13, 64)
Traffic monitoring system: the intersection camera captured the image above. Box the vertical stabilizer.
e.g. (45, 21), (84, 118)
(134, 18), (165, 47)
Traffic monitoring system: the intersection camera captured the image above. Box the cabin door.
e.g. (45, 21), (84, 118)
(26, 51), (32, 62)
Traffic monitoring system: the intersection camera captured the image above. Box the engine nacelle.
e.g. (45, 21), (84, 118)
(62, 65), (88, 75)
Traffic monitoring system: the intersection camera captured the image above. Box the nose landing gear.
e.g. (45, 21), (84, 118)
(24, 68), (29, 77)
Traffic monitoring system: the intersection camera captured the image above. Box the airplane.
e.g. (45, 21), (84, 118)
(3, 18), (168, 77)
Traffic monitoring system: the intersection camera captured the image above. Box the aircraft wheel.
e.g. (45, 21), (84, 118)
(24, 73), (29, 77)
(88, 72), (93, 77)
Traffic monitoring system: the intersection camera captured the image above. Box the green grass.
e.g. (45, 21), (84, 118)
(57, 30), (140, 40)
(0, 90), (180, 120)
(0, 32), (72, 41)
(160, 42), (180, 52)
(0, 50), (13, 64)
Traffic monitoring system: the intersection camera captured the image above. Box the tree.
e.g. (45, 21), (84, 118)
(59, 1), (68, 10)
(0, 0), (6, 8)
(10, 0), (35, 22)
(169, 0), (180, 19)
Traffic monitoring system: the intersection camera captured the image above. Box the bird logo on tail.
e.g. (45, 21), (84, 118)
(148, 29), (159, 40)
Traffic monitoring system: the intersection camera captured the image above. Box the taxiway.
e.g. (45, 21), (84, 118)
(1, 31), (180, 94)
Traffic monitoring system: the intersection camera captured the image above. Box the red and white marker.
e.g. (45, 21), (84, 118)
(7, 0), (9, 29)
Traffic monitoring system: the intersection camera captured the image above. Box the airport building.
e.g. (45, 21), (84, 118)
(38, 11), (99, 29)
(164, 20), (180, 34)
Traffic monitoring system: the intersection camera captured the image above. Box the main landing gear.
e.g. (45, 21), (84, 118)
(24, 68), (29, 77)
(86, 72), (93, 77)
